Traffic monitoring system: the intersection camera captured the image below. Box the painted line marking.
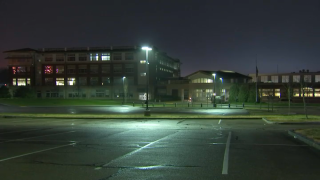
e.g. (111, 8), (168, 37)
(218, 119), (222, 124)
(100, 131), (178, 168)
(0, 143), (76, 162)
(222, 132), (231, 175)
(0, 131), (75, 144)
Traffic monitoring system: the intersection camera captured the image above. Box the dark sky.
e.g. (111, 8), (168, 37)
(1, 0), (320, 76)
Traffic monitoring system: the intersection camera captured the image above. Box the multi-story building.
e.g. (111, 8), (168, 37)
(249, 70), (320, 102)
(4, 46), (181, 100)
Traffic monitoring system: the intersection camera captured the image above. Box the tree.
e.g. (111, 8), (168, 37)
(247, 84), (257, 102)
(229, 84), (240, 102)
(0, 86), (11, 98)
(238, 84), (250, 102)
(14, 86), (36, 98)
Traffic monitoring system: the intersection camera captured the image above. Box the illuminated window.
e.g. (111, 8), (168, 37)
(140, 60), (146, 64)
(275, 89), (280, 97)
(261, 89), (273, 96)
(191, 78), (213, 83)
(282, 76), (289, 83)
(293, 75), (300, 83)
(125, 53), (134, 60)
(316, 75), (320, 83)
(140, 72), (146, 76)
(293, 88), (300, 97)
(102, 64), (110, 73)
(79, 77), (87, 85)
(315, 88), (320, 97)
(27, 78), (31, 86)
(113, 64), (122, 73)
(56, 66), (64, 74)
(304, 75), (311, 83)
(271, 76), (278, 83)
(12, 78), (16, 86)
(56, 54), (65, 61)
(102, 53), (110, 61)
(45, 78), (54, 86)
(67, 54), (75, 61)
(90, 65), (99, 74)
(44, 66), (53, 74)
(90, 77), (99, 85)
(56, 78), (64, 86)
(12, 67), (16, 74)
(261, 76), (268, 82)
(302, 87), (313, 97)
(90, 53), (99, 61)
(113, 53), (122, 60)
(67, 78), (76, 86)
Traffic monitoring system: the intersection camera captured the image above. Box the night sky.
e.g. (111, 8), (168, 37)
(1, 0), (319, 76)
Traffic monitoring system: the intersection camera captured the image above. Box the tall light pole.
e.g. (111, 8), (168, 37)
(142, 46), (152, 116)
(122, 76), (126, 104)
(220, 77), (223, 104)
(212, 73), (216, 107)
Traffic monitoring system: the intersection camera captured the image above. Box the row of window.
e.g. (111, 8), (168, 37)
(43, 64), (135, 75)
(260, 88), (320, 97)
(43, 52), (134, 62)
(254, 75), (320, 83)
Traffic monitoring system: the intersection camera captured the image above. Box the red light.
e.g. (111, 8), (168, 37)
(5, 84), (6, 86)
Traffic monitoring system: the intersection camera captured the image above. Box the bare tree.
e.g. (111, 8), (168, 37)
(299, 75), (311, 119)
(281, 75), (292, 114)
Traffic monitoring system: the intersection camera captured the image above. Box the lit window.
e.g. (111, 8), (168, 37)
(293, 75), (300, 83)
(140, 72), (146, 76)
(27, 78), (31, 86)
(44, 66), (53, 74)
(56, 78), (64, 86)
(304, 75), (311, 83)
(140, 60), (146, 64)
(315, 88), (320, 97)
(12, 78), (16, 86)
(12, 67), (16, 74)
(90, 53), (99, 61)
(261, 76), (268, 82)
(271, 76), (278, 83)
(316, 75), (320, 83)
(282, 76), (289, 83)
(67, 78), (76, 86)
(102, 53), (110, 61)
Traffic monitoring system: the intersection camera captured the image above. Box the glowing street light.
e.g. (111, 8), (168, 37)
(122, 76), (126, 104)
(142, 46), (152, 116)
(212, 73), (216, 107)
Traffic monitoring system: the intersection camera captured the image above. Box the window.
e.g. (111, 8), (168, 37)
(125, 64), (134, 73)
(293, 88), (300, 97)
(275, 89), (280, 97)
(45, 78), (54, 86)
(125, 52), (134, 60)
(96, 89), (105, 97)
(12, 78), (16, 86)
(67, 54), (75, 61)
(90, 53), (99, 61)
(140, 72), (146, 76)
(293, 75), (300, 83)
(17, 66), (27, 74)
(56, 54), (65, 61)
(45, 54), (53, 62)
(56, 78), (64, 86)
(261, 76), (268, 82)
(56, 66), (64, 74)
(44, 66), (53, 74)
(102, 53), (110, 61)
(113, 53), (122, 60)
(79, 54), (87, 61)
(17, 78), (26, 86)
(101, 64), (110, 73)
(113, 64), (122, 73)
(90, 77), (99, 85)
(67, 78), (76, 86)
(27, 78), (31, 86)
(140, 60), (146, 64)
(79, 77), (87, 85)
(191, 78), (213, 83)
(316, 75), (320, 83)
(12, 67), (16, 74)
(67, 65), (76, 74)
(90, 65), (99, 74)
(282, 76), (289, 83)
(304, 75), (311, 83)
(271, 76), (278, 83)
(302, 87), (313, 97)
(315, 88), (320, 97)
(102, 77), (111, 85)
(78, 65), (87, 74)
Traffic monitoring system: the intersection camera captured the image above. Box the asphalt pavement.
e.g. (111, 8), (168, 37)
(0, 118), (319, 180)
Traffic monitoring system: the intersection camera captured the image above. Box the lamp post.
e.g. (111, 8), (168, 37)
(220, 77), (223, 104)
(122, 76), (126, 104)
(212, 73), (216, 107)
(142, 46), (152, 116)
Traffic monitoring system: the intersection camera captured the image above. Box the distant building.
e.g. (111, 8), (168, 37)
(248, 70), (320, 103)
(4, 46), (181, 100)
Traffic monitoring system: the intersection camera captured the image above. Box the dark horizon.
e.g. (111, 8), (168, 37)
(1, 0), (320, 76)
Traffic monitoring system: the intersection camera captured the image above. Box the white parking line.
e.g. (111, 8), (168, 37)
(218, 119), (222, 124)
(222, 132), (231, 175)
(0, 131), (75, 144)
(0, 143), (76, 162)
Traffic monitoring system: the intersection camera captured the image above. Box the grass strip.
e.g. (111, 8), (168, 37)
(295, 128), (320, 143)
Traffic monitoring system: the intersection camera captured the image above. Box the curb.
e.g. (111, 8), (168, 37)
(262, 117), (320, 125)
(288, 130), (320, 150)
(262, 117), (275, 124)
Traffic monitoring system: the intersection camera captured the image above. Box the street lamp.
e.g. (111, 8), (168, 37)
(220, 77), (223, 104)
(122, 76), (126, 104)
(212, 73), (216, 107)
(142, 46), (152, 116)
